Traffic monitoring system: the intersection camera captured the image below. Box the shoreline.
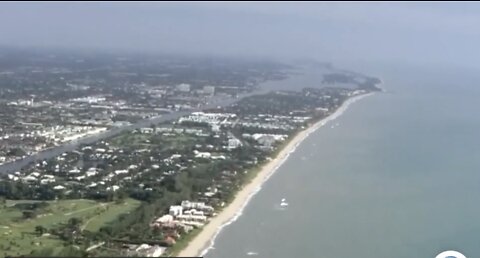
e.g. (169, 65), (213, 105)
(177, 91), (376, 257)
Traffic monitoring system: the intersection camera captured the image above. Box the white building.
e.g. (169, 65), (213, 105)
(181, 200), (214, 212)
(257, 135), (276, 147)
(228, 138), (242, 149)
(140, 128), (154, 134)
(211, 124), (221, 132)
(115, 169), (129, 175)
(176, 83), (191, 92)
(155, 214), (174, 224)
(203, 86), (215, 95)
(135, 244), (166, 257)
(106, 185), (120, 192)
(176, 214), (207, 222)
(68, 168), (81, 174)
(53, 185), (66, 190)
(194, 151), (211, 159)
(169, 205), (183, 216)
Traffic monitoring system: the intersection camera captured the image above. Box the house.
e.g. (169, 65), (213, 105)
(75, 175), (86, 181)
(106, 185), (120, 192)
(228, 138), (242, 149)
(176, 220), (204, 228)
(115, 169), (129, 175)
(204, 187), (218, 197)
(22, 175), (37, 182)
(68, 168), (81, 174)
(40, 178), (55, 184)
(53, 185), (66, 190)
(155, 127), (171, 133)
(135, 244), (166, 257)
(184, 209), (204, 216)
(140, 128), (154, 134)
(7, 174), (19, 181)
(176, 83), (191, 92)
(155, 214), (174, 224)
(86, 168), (98, 177)
(194, 151), (211, 159)
(257, 135), (276, 147)
(203, 85), (215, 95)
(181, 200), (214, 213)
(87, 183), (97, 188)
(30, 172), (41, 178)
(211, 124), (221, 132)
(176, 214), (207, 222)
(169, 205), (183, 217)
(185, 128), (202, 134)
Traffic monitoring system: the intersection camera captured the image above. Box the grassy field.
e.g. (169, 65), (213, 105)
(83, 198), (140, 232)
(110, 133), (151, 147)
(0, 198), (141, 256)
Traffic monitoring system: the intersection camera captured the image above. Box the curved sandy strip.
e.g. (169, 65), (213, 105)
(178, 92), (375, 257)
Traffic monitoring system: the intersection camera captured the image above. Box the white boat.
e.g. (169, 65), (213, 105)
(247, 252), (259, 256)
(280, 198), (288, 207)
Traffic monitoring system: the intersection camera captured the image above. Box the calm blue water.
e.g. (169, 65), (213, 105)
(205, 63), (480, 258)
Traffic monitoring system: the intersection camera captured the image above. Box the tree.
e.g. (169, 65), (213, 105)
(0, 196), (6, 208)
(68, 217), (82, 228)
(114, 190), (127, 204)
(22, 210), (36, 219)
(35, 225), (46, 236)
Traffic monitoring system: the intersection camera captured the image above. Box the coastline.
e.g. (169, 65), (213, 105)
(177, 91), (376, 257)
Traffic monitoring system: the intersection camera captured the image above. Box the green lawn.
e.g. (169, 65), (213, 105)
(0, 198), (141, 256)
(83, 198), (141, 232)
(110, 133), (150, 147)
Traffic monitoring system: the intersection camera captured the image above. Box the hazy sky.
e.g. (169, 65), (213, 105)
(1, 2), (480, 68)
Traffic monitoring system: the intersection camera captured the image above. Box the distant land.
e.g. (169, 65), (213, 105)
(0, 47), (380, 257)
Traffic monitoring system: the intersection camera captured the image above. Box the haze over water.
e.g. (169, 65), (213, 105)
(205, 63), (480, 258)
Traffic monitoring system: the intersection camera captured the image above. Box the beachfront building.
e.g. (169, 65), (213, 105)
(169, 205), (183, 216)
(176, 214), (207, 223)
(133, 244), (166, 257)
(181, 200), (214, 213)
(155, 214), (174, 224)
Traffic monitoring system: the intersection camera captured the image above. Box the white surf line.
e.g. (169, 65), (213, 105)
(198, 92), (376, 257)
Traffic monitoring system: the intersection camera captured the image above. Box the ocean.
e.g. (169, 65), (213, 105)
(203, 63), (480, 258)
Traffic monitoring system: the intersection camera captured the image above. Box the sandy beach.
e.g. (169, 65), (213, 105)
(177, 92), (374, 257)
